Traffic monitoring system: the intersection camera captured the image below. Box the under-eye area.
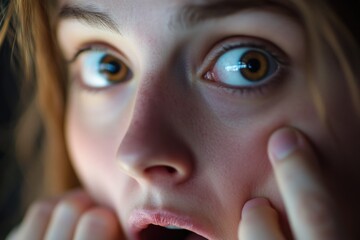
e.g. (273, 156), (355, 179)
(139, 224), (207, 240)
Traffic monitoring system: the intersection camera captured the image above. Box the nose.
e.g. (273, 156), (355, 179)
(117, 76), (194, 186)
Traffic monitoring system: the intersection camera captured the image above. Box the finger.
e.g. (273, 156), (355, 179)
(74, 207), (124, 240)
(44, 190), (95, 240)
(9, 199), (57, 240)
(268, 128), (338, 240)
(239, 198), (285, 240)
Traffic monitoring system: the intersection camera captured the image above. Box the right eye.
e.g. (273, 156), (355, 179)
(77, 50), (132, 89)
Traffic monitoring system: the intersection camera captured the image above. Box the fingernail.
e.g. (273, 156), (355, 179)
(269, 128), (299, 162)
(242, 198), (270, 213)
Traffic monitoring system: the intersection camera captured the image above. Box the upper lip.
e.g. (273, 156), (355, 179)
(128, 208), (213, 240)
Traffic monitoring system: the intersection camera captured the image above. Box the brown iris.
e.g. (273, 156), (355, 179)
(240, 50), (269, 82)
(99, 55), (128, 83)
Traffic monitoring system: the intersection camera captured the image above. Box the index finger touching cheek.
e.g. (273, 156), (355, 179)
(268, 128), (340, 240)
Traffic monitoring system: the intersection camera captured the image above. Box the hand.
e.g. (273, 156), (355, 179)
(7, 190), (124, 240)
(238, 127), (341, 240)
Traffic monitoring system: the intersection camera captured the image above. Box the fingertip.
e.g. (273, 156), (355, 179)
(268, 128), (300, 163)
(240, 198), (285, 240)
(74, 207), (122, 240)
(242, 197), (271, 214)
(241, 197), (279, 225)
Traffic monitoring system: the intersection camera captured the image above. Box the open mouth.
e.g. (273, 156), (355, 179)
(139, 224), (207, 240)
(129, 209), (211, 240)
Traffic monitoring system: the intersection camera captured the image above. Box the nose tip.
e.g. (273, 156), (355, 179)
(118, 151), (193, 186)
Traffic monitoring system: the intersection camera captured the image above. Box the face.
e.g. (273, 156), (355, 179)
(57, 0), (360, 239)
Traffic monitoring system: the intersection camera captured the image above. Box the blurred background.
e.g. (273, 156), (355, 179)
(0, 0), (23, 237)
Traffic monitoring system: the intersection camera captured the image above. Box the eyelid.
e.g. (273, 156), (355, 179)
(197, 36), (290, 78)
(68, 42), (131, 67)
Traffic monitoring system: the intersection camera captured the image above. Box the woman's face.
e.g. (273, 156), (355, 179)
(57, 0), (360, 239)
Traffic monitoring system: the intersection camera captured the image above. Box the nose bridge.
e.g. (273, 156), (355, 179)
(117, 71), (194, 185)
(121, 72), (170, 153)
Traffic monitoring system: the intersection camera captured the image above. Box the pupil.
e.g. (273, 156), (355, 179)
(100, 61), (121, 74)
(246, 58), (260, 73)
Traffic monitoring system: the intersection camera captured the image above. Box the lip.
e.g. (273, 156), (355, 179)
(128, 208), (214, 240)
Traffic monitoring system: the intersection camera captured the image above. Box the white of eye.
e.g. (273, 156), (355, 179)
(213, 47), (278, 87)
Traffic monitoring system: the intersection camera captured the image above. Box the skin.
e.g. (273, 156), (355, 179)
(7, 0), (360, 239)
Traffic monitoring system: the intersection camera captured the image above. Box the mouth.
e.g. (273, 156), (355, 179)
(139, 224), (206, 240)
(129, 209), (210, 240)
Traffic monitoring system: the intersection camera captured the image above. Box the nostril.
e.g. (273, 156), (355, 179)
(164, 166), (177, 174)
(142, 164), (190, 185)
(144, 166), (177, 175)
(118, 149), (193, 185)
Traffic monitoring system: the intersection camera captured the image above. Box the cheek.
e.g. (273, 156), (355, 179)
(192, 116), (283, 237)
(193, 80), (324, 218)
(65, 85), (135, 205)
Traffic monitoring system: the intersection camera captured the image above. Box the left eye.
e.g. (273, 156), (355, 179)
(204, 47), (278, 87)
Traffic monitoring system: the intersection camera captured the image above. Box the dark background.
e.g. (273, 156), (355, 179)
(0, 2), (23, 237)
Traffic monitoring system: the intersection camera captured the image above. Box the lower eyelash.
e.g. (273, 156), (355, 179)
(206, 65), (288, 98)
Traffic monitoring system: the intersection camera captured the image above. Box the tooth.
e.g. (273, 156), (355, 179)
(165, 225), (183, 230)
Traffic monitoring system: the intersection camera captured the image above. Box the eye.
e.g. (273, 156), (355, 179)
(77, 49), (132, 89)
(203, 47), (279, 88)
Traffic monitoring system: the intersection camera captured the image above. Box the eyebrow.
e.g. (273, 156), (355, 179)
(58, 4), (120, 34)
(174, 0), (297, 29)
(58, 0), (297, 33)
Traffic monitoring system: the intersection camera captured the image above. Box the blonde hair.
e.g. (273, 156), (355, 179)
(1, 0), (359, 205)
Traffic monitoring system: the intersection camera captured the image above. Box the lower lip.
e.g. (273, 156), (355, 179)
(128, 209), (212, 239)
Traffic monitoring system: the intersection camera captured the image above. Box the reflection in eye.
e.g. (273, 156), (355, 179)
(205, 47), (278, 88)
(80, 51), (131, 88)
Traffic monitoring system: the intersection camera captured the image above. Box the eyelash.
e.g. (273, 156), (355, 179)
(198, 37), (290, 97)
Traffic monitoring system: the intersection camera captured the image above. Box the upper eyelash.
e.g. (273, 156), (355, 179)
(212, 43), (287, 69)
(68, 45), (110, 63)
(68, 41), (130, 64)
(68, 47), (92, 63)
